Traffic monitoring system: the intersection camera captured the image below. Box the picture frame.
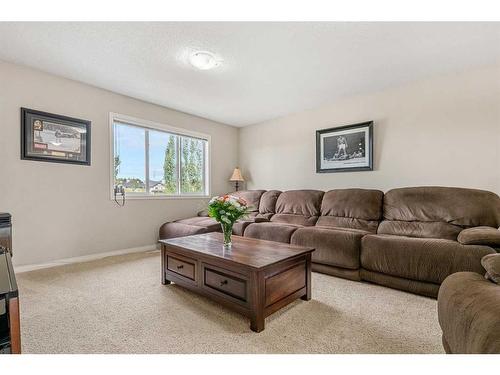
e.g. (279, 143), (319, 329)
(21, 108), (91, 166)
(316, 121), (373, 173)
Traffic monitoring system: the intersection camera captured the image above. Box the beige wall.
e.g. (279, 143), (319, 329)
(239, 65), (500, 195)
(0, 61), (238, 267)
(2, 61), (499, 267)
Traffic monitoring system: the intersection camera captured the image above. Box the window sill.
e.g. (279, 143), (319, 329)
(111, 194), (210, 201)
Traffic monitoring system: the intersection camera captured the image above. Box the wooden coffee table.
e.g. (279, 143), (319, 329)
(159, 232), (314, 332)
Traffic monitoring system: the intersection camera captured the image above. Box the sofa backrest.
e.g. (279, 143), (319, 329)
(378, 186), (500, 240)
(257, 190), (281, 219)
(230, 190), (266, 212)
(270, 190), (324, 226)
(316, 189), (383, 233)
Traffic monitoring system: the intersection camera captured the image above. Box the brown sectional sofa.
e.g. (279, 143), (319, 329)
(159, 186), (500, 298)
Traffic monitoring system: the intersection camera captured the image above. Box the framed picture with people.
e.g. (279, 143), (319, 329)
(316, 121), (373, 173)
(21, 108), (91, 166)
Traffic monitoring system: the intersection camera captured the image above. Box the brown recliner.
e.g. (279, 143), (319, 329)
(232, 190), (279, 236)
(291, 189), (383, 281)
(360, 187), (500, 297)
(438, 270), (500, 353)
(244, 190), (324, 243)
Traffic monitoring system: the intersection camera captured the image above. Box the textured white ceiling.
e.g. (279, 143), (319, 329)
(0, 22), (499, 126)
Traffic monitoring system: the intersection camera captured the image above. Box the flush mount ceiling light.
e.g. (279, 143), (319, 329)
(189, 51), (221, 70)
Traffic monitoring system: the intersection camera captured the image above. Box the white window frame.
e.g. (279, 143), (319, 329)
(109, 112), (211, 200)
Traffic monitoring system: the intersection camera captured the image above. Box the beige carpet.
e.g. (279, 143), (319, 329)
(16, 251), (444, 353)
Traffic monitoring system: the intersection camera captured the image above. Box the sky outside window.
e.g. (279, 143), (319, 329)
(114, 123), (146, 183)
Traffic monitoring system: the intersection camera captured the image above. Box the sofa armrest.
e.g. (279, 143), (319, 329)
(458, 226), (500, 247)
(254, 217), (270, 223)
(197, 209), (209, 217)
(481, 253), (500, 284)
(236, 216), (269, 223)
(438, 271), (500, 353)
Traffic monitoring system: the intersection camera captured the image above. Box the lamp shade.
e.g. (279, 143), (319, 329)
(229, 167), (245, 182)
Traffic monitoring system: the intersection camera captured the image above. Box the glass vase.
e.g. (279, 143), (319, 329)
(221, 222), (233, 249)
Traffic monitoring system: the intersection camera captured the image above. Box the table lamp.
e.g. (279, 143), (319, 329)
(229, 167), (245, 191)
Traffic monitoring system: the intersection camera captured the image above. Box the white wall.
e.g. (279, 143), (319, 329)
(0, 61), (238, 267)
(239, 65), (500, 195)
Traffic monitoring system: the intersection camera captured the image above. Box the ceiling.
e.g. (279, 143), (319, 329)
(0, 22), (499, 126)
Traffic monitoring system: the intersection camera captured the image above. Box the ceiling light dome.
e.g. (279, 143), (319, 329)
(189, 51), (220, 70)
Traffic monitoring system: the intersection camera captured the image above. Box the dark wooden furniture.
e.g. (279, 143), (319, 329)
(0, 249), (20, 354)
(0, 213), (12, 256)
(160, 232), (314, 332)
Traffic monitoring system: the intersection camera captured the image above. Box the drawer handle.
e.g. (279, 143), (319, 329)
(177, 265), (184, 270)
(220, 279), (228, 286)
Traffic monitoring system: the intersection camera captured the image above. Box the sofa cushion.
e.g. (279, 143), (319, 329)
(231, 213), (267, 236)
(271, 190), (324, 226)
(159, 222), (209, 239)
(379, 187), (500, 240)
(383, 186), (500, 227)
(361, 234), (495, 284)
(232, 221), (250, 236)
(316, 189), (383, 233)
(271, 213), (318, 226)
(438, 272), (500, 353)
(176, 217), (221, 232)
(244, 222), (299, 243)
(291, 227), (368, 269)
(256, 212), (274, 221)
(458, 226), (500, 247)
(230, 190), (266, 212)
(377, 220), (462, 241)
(258, 190), (281, 214)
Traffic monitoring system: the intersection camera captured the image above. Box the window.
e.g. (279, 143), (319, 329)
(111, 113), (209, 198)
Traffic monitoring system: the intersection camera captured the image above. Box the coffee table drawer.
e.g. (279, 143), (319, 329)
(167, 255), (196, 280)
(204, 268), (247, 301)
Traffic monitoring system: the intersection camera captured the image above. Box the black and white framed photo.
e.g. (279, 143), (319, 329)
(316, 121), (373, 173)
(21, 108), (91, 165)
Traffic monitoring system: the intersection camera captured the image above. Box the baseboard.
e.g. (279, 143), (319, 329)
(14, 244), (159, 273)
